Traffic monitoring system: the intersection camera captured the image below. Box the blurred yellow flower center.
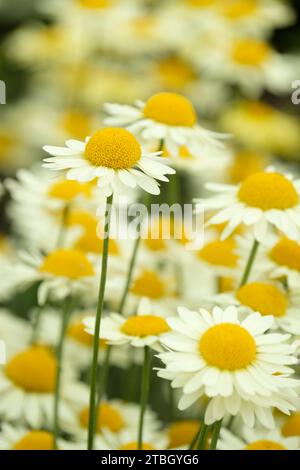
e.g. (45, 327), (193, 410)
(186, 0), (216, 7)
(238, 172), (298, 210)
(269, 238), (300, 271)
(13, 431), (54, 450)
(77, 0), (110, 8)
(220, 0), (257, 19)
(199, 323), (256, 370)
(5, 347), (56, 393)
(198, 239), (238, 267)
(245, 440), (285, 451)
(121, 315), (170, 337)
(80, 402), (125, 433)
(48, 180), (92, 202)
(232, 39), (271, 66)
(60, 111), (93, 140)
(0, 133), (14, 160)
(68, 319), (106, 348)
(281, 413), (300, 437)
(119, 442), (155, 450)
(242, 101), (275, 120)
(144, 92), (197, 127)
(229, 151), (267, 184)
(157, 58), (196, 89)
(85, 128), (141, 169)
(40, 249), (94, 279)
(236, 282), (287, 317)
(168, 421), (199, 449)
(131, 270), (166, 299)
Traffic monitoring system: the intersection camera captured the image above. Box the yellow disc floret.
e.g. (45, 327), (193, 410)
(5, 347), (56, 393)
(219, 0), (257, 19)
(121, 315), (170, 337)
(48, 180), (92, 202)
(68, 318), (106, 348)
(120, 442), (155, 450)
(232, 39), (271, 67)
(40, 249), (94, 279)
(186, 0), (216, 7)
(168, 421), (199, 449)
(77, 0), (110, 9)
(143, 92), (197, 127)
(238, 172), (298, 210)
(85, 128), (141, 169)
(282, 413), (300, 437)
(13, 431), (54, 450)
(269, 238), (300, 272)
(199, 323), (256, 370)
(198, 239), (238, 267)
(60, 110), (92, 140)
(245, 440), (286, 451)
(236, 282), (287, 317)
(131, 270), (166, 299)
(79, 402), (125, 433)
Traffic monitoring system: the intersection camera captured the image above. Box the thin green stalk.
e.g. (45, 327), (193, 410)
(87, 194), (113, 450)
(30, 307), (43, 344)
(138, 346), (152, 450)
(189, 423), (202, 450)
(209, 420), (222, 450)
(97, 344), (111, 404)
(56, 204), (70, 248)
(118, 236), (141, 315)
(53, 296), (73, 450)
(239, 239), (259, 287)
(197, 423), (210, 450)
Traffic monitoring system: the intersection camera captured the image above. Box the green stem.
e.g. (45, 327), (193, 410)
(56, 204), (70, 248)
(53, 296), (73, 450)
(197, 423), (210, 450)
(118, 236), (141, 315)
(209, 420), (222, 450)
(97, 344), (111, 405)
(239, 239), (259, 287)
(138, 346), (152, 450)
(87, 194), (113, 451)
(30, 307), (43, 345)
(189, 423), (202, 450)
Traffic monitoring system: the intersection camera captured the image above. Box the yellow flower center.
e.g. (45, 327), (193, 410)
(119, 442), (155, 450)
(269, 238), (300, 272)
(13, 431), (54, 450)
(236, 282), (287, 317)
(242, 101), (275, 121)
(168, 421), (199, 449)
(77, 0), (110, 9)
(80, 402), (125, 433)
(199, 323), (256, 370)
(5, 347), (56, 393)
(48, 180), (92, 202)
(229, 151), (267, 184)
(121, 315), (170, 337)
(219, 0), (257, 19)
(84, 128), (141, 169)
(143, 92), (197, 127)
(157, 58), (196, 89)
(282, 413), (300, 437)
(68, 319), (107, 348)
(198, 239), (238, 267)
(238, 172), (298, 210)
(0, 133), (14, 160)
(130, 270), (166, 299)
(245, 440), (286, 451)
(232, 39), (271, 67)
(219, 277), (235, 292)
(40, 249), (94, 279)
(186, 0), (216, 7)
(60, 110), (93, 140)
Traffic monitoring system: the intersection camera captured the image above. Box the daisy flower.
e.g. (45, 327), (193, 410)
(0, 248), (96, 305)
(84, 297), (172, 351)
(104, 92), (230, 159)
(0, 309), (31, 356)
(218, 426), (299, 451)
(43, 128), (175, 196)
(196, 168), (300, 242)
(0, 346), (88, 427)
(0, 423), (82, 450)
(157, 305), (299, 428)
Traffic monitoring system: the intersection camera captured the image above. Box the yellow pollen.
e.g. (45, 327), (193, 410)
(238, 172), (298, 210)
(40, 249), (94, 279)
(232, 39), (271, 67)
(48, 180), (92, 202)
(198, 239), (238, 267)
(84, 128), (141, 169)
(80, 402), (125, 433)
(119, 442), (155, 450)
(143, 92), (197, 127)
(68, 319), (106, 348)
(13, 431), (54, 450)
(168, 421), (199, 449)
(121, 315), (170, 337)
(199, 323), (256, 370)
(269, 238), (300, 272)
(229, 151), (267, 184)
(130, 270), (166, 299)
(236, 282), (287, 317)
(157, 58), (196, 89)
(77, 0), (110, 9)
(282, 413), (300, 437)
(245, 440), (286, 451)
(60, 110), (93, 140)
(5, 347), (56, 393)
(219, 0), (257, 19)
